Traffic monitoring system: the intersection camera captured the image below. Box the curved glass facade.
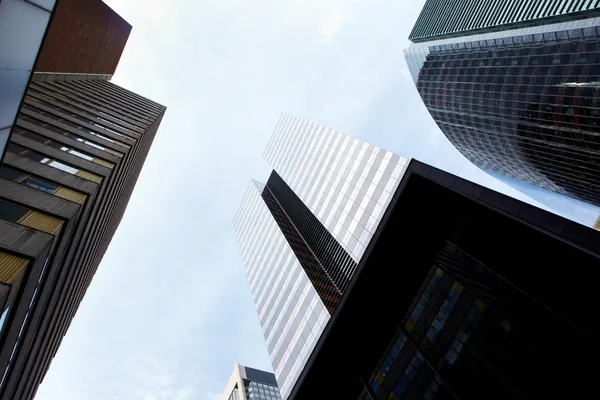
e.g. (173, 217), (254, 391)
(410, 19), (600, 206)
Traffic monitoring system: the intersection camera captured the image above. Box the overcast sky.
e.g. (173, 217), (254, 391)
(33, 1), (594, 399)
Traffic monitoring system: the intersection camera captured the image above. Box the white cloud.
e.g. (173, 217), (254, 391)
(321, 8), (343, 45)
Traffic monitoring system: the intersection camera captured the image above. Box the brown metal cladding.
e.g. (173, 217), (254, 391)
(0, 78), (165, 400)
(34, 0), (132, 75)
(0, 254), (29, 284)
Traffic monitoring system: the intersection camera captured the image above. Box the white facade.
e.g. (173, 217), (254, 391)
(234, 113), (410, 398)
(220, 363), (281, 400)
(264, 112), (409, 262)
(0, 0), (56, 157)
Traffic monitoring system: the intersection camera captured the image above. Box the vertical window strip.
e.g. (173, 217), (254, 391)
(405, 268), (444, 332)
(423, 281), (464, 344)
(369, 331), (408, 393)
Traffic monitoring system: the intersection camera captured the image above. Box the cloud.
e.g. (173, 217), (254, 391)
(321, 8), (343, 45)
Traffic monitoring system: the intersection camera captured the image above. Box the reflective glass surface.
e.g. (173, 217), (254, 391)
(409, 19), (600, 206)
(264, 112), (409, 262)
(236, 113), (410, 398)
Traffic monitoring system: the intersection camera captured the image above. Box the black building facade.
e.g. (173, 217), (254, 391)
(287, 160), (600, 400)
(260, 171), (356, 313)
(407, 19), (600, 207)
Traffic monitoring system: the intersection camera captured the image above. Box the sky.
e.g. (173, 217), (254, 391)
(32, 1), (593, 399)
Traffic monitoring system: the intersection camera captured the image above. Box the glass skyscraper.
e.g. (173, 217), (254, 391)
(233, 112), (409, 398)
(405, 4), (600, 207)
(220, 363), (281, 400)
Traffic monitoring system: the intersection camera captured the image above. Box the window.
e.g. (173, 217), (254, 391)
(48, 161), (79, 175)
(21, 176), (58, 194)
(423, 282), (464, 344)
(445, 299), (486, 365)
(405, 268), (444, 332)
(386, 352), (425, 400)
(16, 130), (98, 163)
(0, 201), (30, 223)
(6, 143), (101, 183)
(370, 331), (408, 393)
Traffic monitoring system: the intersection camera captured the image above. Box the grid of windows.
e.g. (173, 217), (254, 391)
(245, 381), (282, 400)
(411, 20), (600, 206)
(264, 112), (409, 263)
(423, 282), (463, 345)
(405, 268), (444, 333)
(370, 331), (408, 393)
(409, 0), (600, 42)
(233, 183), (329, 399)
(236, 114), (411, 398)
(445, 299), (486, 365)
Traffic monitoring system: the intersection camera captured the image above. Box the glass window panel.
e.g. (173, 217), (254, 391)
(0, 200), (29, 222)
(0, 166), (26, 182)
(0, 70), (29, 130)
(0, 0), (50, 70)
(22, 176), (57, 193)
(68, 149), (94, 161)
(48, 161), (78, 175)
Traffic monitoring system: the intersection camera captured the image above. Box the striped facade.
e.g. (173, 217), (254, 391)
(234, 113), (409, 398)
(0, 75), (164, 400)
(409, 0), (600, 42)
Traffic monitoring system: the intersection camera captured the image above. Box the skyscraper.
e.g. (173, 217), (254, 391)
(281, 159), (600, 400)
(233, 112), (409, 398)
(0, 1), (165, 399)
(409, 0), (600, 43)
(220, 363), (281, 400)
(236, 114), (600, 400)
(405, 3), (600, 207)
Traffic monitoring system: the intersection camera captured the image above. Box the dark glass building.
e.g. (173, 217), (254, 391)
(221, 363), (282, 400)
(409, 0), (600, 43)
(0, 1), (165, 399)
(405, 11), (600, 207)
(286, 160), (600, 400)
